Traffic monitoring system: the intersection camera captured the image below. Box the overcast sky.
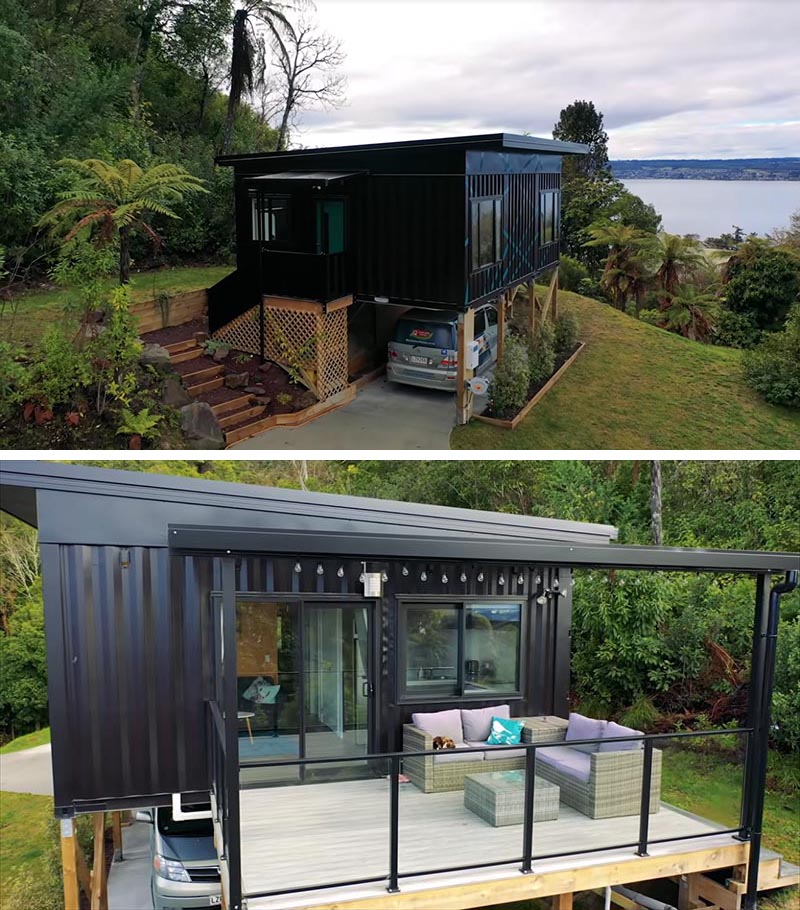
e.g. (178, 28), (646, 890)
(296, 0), (800, 158)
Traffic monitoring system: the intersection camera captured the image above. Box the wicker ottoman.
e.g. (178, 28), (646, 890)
(463, 770), (560, 827)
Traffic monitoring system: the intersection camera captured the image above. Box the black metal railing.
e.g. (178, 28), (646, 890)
(261, 249), (350, 302)
(233, 726), (752, 901)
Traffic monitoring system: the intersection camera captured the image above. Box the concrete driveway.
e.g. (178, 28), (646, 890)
(235, 378), (456, 450)
(0, 743), (53, 795)
(108, 822), (153, 910)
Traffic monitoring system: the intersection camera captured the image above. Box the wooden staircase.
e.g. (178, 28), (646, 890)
(164, 339), (271, 446)
(674, 849), (799, 910)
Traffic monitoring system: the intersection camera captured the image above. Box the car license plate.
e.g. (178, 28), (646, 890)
(209, 896), (222, 905)
(409, 355), (428, 365)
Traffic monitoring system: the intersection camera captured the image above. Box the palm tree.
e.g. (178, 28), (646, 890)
(222, 1), (296, 154)
(654, 233), (704, 305)
(661, 284), (718, 342)
(585, 222), (654, 311)
(39, 158), (207, 284)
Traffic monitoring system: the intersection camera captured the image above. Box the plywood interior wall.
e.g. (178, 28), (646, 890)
(237, 601), (280, 680)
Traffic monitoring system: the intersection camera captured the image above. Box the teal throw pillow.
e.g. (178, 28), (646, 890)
(486, 716), (524, 745)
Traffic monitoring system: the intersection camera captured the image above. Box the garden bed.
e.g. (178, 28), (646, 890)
(475, 341), (585, 430)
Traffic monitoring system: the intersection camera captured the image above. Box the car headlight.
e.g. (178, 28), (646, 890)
(154, 854), (192, 883)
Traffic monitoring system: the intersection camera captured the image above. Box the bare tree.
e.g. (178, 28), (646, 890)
(270, 19), (346, 150)
(650, 461), (663, 546)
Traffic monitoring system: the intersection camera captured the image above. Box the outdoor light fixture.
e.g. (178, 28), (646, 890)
(402, 565), (409, 576)
(420, 569), (427, 582)
(536, 595), (547, 605)
(337, 566), (345, 578)
(381, 571), (389, 582)
(359, 571), (366, 583)
(294, 562), (302, 574)
(441, 573), (448, 584)
(460, 571), (467, 583)
(516, 571), (524, 586)
(477, 570), (484, 582)
(316, 564), (324, 576)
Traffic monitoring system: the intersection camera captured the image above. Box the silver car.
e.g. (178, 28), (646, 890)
(138, 803), (221, 909)
(387, 304), (498, 391)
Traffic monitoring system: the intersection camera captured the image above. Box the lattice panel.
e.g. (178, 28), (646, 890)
(212, 299), (350, 400)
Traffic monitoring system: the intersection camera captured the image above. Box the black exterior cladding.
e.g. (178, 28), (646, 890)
(1, 463), (616, 817)
(212, 134), (580, 330)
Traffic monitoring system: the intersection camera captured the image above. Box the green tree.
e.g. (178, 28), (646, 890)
(552, 99), (610, 180)
(584, 222), (654, 311)
(39, 157), (207, 283)
(723, 239), (800, 332)
(743, 304), (800, 408)
(654, 233), (705, 302)
(660, 284), (718, 342)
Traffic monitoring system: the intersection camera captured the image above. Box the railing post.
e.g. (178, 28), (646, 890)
(520, 744), (536, 874)
(637, 739), (654, 857)
(387, 755), (401, 893)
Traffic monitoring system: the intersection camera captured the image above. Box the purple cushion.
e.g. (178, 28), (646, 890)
(481, 743), (526, 760)
(433, 747), (483, 763)
(461, 704), (510, 742)
(411, 708), (464, 743)
(565, 712), (607, 753)
(536, 745), (592, 781)
(599, 721), (644, 752)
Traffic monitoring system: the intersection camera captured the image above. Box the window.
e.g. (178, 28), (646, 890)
(251, 194), (290, 243)
(316, 199), (346, 254)
(486, 305), (498, 328)
(399, 601), (522, 700)
(539, 191), (560, 245)
(470, 197), (502, 271)
(473, 308), (486, 337)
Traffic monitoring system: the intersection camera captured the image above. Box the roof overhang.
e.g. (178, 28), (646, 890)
(245, 170), (367, 186)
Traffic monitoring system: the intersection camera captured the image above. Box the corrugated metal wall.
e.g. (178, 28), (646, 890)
(44, 546), (570, 814)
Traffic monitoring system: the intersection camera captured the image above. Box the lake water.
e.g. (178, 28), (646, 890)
(621, 179), (800, 238)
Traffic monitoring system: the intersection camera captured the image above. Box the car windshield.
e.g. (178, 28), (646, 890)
(393, 319), (454, 349)
(157, 804), (213, 838)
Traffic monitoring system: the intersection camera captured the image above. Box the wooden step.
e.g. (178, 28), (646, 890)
(163, 339), (198, 354)
(182, 363), (224, 383)
(224, 415), (279, 446)
(170, 347), (203, 364)
(211, 395), (252, 417)
(187, 376), (224, 396)
(759, 858), (799, 892)
(218, 405), (266, 430)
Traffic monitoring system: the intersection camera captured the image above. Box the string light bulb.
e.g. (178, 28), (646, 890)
(498, 573), (505, 586)
(402, 565), (409, 577)
(358, 571), (365, 583)
(420, 569), (427, 582)
(293, 562), (302, 574)
(316, 563), (324, 576)
(536, 595), (547, 605)
(381, 571), (389, 582)
(460, 571), (467, 583)
(441, 573), (448, 584)
(337, 566), (345, 578)
(477, 570), (484, 582)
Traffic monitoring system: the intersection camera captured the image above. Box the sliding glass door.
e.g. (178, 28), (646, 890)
(236, 599), (372, 783)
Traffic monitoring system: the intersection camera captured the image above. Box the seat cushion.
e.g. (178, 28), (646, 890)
(536, 745), (591, 782)
(462, 704), (510, 742)
(480, 743), (526, 761)
(598, 721), (644, 752)
(565, 712), (607, 754)
(433, 748), (484, 763)
(411, 708), (463, 743)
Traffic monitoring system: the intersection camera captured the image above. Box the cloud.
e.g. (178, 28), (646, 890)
(298, 0), (800, 158)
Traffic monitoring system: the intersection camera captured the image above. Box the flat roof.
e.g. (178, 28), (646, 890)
(247, 171), (366, 185)
(216, 133), (589, 166)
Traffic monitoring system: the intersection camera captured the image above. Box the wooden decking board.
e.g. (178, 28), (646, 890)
(238, 778), (733, 904)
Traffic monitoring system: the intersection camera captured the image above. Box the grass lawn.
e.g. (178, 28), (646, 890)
(0, 791), (54, 909)
(452, 289), (800, 450)
(1, 264), (232, 346)
(0, 728), (51, 754)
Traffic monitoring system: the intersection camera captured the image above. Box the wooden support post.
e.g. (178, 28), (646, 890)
(111, 811), (123, 860)
(456, 308), (475, 426)
(553, 892), (574, 910)
(497, 292), (507, 362)
(90, 811), (108, 910)
(60, 818), (81, 910)
(545, 267), (559, 322)
(528, 280), (538, 338)
(678, 873), (701, 910)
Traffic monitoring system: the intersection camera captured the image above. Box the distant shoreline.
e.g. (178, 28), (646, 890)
(611, 158), (800, 181)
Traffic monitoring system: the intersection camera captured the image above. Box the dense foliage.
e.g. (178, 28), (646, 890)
(488, 336), (529, 418)
(743, 304), (800, 408)
(723, 240), (800, 333)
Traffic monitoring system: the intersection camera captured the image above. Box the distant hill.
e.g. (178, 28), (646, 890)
(610, 158), (800, 181)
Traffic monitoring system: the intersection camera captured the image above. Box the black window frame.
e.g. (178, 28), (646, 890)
(250, 192), (292, 245)
(539, 191), (560, 246)
(396, 596), (526, 704)
(470, 196), (503, 272)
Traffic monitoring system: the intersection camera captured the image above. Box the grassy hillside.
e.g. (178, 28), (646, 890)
(1, 265), (232, 347)
(452, 290), (800, 450)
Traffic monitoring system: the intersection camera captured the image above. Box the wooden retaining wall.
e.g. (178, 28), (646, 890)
(131, 289), (208, 334)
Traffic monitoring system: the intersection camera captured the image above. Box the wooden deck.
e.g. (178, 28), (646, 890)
(239, 777), (749, 910)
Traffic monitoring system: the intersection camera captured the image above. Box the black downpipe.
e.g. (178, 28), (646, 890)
(743, 570), (798, 910)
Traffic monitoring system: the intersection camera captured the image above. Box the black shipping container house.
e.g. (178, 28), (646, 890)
(1, 462), (797, 910)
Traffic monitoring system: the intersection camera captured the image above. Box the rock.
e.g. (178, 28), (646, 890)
(140, 343), (172, 369)
(212, 345), (230, 362)
(297, 391), (318, 409)
(162, 375), (193, 408)
(254, 396), (272, 408)
(258, 362), (275, 374)
(245, 385), (264, 394)
(224, 371), (249, 389)
(180, 402), (224, 448)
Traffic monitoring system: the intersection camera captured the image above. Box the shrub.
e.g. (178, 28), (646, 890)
(715, 308), (762, 349)
(558, 255), (590, 292)
(619, 697), (660, 732)
(742, 305), (800, 408)
(26, 328), (91, 408)
(723, 240), (800, 332)
(0, 342), (28, 420)
(527, 318), (555, 385)
(553, 310), (580, 358)
(773, 618), (800, 751)
(638, 308), (662, 327)
(489, 335), (529, 419)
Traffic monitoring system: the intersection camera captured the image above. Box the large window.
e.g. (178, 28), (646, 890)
(539, 191), (560, 245)
(470, 197), (502, 271)
(400, 601), (522, 700)
(251, 194), (290, 243)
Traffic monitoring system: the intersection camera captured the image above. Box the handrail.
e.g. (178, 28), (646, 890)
(239, 725), (753, 900)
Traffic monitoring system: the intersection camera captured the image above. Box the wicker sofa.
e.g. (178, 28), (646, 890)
(402, 708), (568, 794)
(533, 713), (662, 819)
